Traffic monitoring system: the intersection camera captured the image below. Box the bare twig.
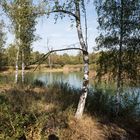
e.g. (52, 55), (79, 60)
(25, 43), (78, 67)
(34, 9), (79, 20)
(83, 1), (88, 48)
(33, 47), (85, 72)
(50, 10), (79, 20)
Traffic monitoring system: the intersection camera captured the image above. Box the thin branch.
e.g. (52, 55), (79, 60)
(33, 47), (86, 72)
(34, 9), (79, 20)
(50, 9), (79, 20)
(83, 1), (88, 48)
(25, 42), (78, 67)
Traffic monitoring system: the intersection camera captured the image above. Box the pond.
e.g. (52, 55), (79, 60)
(29, 71), (85, 88)
(0, 71), (93, 88)
(0, 71), (140, 111)
(0, 71), (139, 91)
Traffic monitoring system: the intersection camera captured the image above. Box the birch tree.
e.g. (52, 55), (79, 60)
(42, 0), (90, 118)
(0, 20), (6, 69)
(95, 0), (140, 114)
(2, 0), (38, 83)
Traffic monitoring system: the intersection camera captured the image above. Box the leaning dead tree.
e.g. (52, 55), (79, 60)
(33, 46), (84, 71)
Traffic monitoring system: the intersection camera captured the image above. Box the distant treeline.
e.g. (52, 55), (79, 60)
(0, 44), (99, 69)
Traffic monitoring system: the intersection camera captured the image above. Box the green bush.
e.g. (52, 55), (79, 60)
(32, 79), (46, 87)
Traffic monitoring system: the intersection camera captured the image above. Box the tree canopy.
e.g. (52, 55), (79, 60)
(95, 0), (140, 86)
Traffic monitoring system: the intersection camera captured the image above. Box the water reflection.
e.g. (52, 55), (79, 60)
(0, 72), (139, 92)
(29, 71), (83, 88)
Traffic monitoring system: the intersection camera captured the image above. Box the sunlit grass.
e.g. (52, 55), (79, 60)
(0, 81), (140, 139)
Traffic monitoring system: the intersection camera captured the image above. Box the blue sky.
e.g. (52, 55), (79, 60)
(1, 1), (99, 55)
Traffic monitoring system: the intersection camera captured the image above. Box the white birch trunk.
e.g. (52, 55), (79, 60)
(48, 54), (52, 69)
(75, 52), (89, 118)
(15, 46), (19, 83)
(75, 0), (89, 119)
(21, 49), (25, 83)
(15, 5), (21, 84)
(115, 0), (124, 115)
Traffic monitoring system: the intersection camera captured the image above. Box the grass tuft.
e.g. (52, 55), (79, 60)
(0, 82), (140, 139)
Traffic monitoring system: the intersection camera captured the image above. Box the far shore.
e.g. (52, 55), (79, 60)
(0, 64), (97, 79)
(0, 64), (82, 73)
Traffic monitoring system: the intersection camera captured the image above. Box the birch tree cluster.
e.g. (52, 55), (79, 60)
(4, 0), (38, 63)
(95, 0), (140, 86)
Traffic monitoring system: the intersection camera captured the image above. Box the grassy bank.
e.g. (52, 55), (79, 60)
(0, 65), (63, 75)
(0, 64), (96, 74)
(0, 82), (140, 140)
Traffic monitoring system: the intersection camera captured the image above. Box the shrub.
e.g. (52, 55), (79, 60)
(32, 79), (46, 87)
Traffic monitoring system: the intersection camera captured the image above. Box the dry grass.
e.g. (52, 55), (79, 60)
(0, 84), (140, 140)
(59, 114), (130, 140)
(60, 115), (106, 140)
(102, 123), (127, 140)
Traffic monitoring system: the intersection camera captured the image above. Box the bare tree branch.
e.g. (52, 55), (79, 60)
(25, 42), (78, 67)
(83, 1), (88, 48)
(33, 47), (86, 72)
(34, 9), (79, 20)
(50, 10), (79, 20)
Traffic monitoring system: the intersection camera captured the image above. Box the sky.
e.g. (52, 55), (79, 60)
(1, 1), (99, 55)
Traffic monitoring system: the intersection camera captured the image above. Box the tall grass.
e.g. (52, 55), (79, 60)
(87, 88), (140, 118)
(0, 81), (140, 139)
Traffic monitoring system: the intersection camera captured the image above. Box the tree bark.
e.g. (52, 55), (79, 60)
(15, 45), (19, 83)
(75, 0), (89, 119)
(116, 0), (124, 115)
(15, 4), (21, 84)
(21, 49), (25, 83)
(75, 51), (89, 119)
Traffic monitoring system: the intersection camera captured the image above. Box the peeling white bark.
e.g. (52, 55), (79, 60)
(15, 5), (21, 84)
(75, 53), (89, 119)
(75, 0), (89, 119)
(21, 50), (25, 83)
(15, 46), (19, 84)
